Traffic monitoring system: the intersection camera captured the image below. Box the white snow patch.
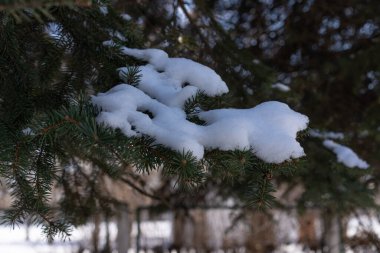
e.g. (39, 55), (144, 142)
(93, 48), (309, 163)
(99, 6), (108, 15)
(198, 102), (309, 163)
(274, 244), (304, 253)
(103, 40), (116, 47)
(273, 210), (299, 244)
(44, 22), (62, 40)
(121, 13), (132, 21)
(272, 82), (290, 92)
(0, 221), (171, 253)
(106, 29), (126, 41)
(347, 214), (380, 238)
(118, 65), (199, 108)
(22, 127), (33, 135)
(121, 47), (229, 97)
(309, 129), (344, 140)
(323, 140), (369, 169)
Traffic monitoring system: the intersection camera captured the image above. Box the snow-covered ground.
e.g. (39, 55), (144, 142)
(0, 221), (170, 253)
(0, 224), (84, 253)
(0, 213), (379, 253)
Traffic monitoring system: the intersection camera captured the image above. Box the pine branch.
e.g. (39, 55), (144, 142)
(0, 0), (92, 10)
(119, 65), (141, 86)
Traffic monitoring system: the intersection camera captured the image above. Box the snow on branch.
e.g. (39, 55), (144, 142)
(309, 128), (369, 169)
(120, 48), (229, 98)
(323, 140), (369, 169)
(92, 47), (309, 163)
(309, 129), (344, 140)
(272, 82), (290, 92)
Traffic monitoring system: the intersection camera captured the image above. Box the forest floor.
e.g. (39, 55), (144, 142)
(0, 214), (378, 253)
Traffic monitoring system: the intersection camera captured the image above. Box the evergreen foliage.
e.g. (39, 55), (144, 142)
(0, 0), (301, 239)
(0, 1), (379, 249)
(128, 0), (379, 202)
(120, 2), (380, 249)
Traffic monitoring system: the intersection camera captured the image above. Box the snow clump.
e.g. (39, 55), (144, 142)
(323, 140), (369, 169)
(272, 82), (290, 92)
(92, 47), (309, 163)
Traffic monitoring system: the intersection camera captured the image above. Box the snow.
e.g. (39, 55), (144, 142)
(272, 82), (290, 92)
(118, 65), (199, 108)
(273, 210), (299, 244)
(22, 127), (33, 135)
(309, 129), (369, 169)
(107, 29), (126, 42)
(346, 213), (380, 238)
(44, 22), (62, 40)
(274, 244), (304, 253)
(0, 224), (89, 253)
(198, 102), (309, 163)
(121, 13), (132, 21)
(0, 221), (304, 253)
(1, 203), (378, 253)
(323, 140), (369, 169)
(103, 40), (116, 47)
(93, 48), (309, 163)
(121, 47), (229, 97)
(0, 221), (170, 253)
(1, 214), (379, 253)
(99, 6), (108, 15)
(309, 129), (344, 140)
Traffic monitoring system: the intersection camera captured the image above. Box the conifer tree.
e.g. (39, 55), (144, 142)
(0, 0), (310, 240)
